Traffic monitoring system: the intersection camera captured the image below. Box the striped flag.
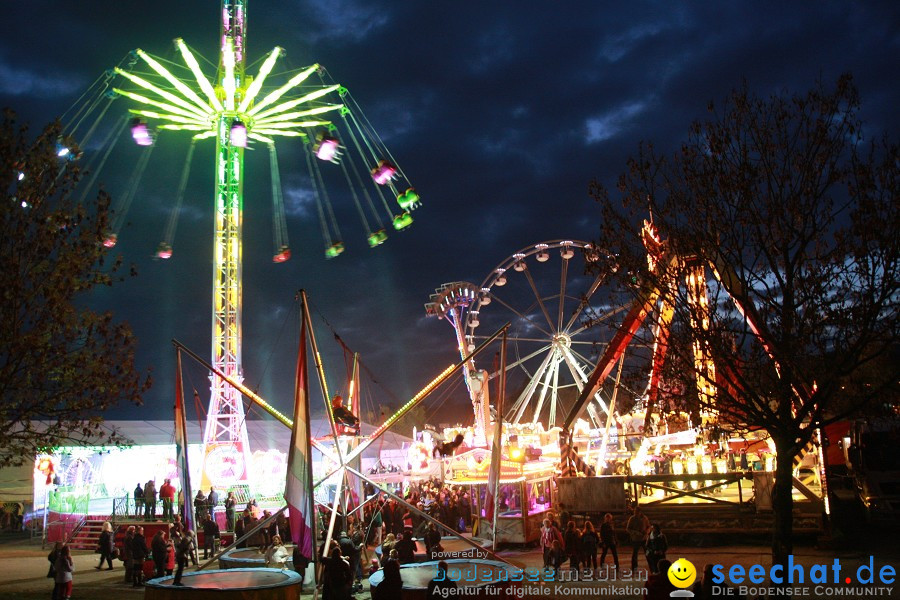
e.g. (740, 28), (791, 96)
(174, 349), (194, 533)
(285, 313), (315, 560)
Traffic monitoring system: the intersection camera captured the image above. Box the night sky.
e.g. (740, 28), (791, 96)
(4, 2), (899, 432)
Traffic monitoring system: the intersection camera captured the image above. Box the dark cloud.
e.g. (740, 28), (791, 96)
(3, 1), (898, 427)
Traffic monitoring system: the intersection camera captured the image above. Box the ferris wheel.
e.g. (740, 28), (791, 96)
(465, 240), (629, 429)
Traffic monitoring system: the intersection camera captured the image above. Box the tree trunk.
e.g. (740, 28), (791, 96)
(772, 434), (796, 578)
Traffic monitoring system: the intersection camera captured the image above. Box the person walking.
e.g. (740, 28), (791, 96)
(95, 521), (115, 570)
(625, 504), (649, 571)
(598, 513), (620, 571)
(173, 532), (192, 586)
(53, 545), (74, 600)
(131, 526), (148, 587)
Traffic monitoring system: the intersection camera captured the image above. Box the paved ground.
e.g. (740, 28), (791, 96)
(1, 531), (897, 600)
(2, 495), (897, 600)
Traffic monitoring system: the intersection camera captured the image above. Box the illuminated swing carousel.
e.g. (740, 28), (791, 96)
(53, 0), (421, 493)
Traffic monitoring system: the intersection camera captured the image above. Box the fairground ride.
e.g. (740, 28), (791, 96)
(52, 0), (421, 489)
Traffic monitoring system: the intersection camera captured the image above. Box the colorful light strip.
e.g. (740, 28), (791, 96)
(136, 49), (214, 117)
(113, 88), (209, 124)
(247, 65), (320, 117)
(176, 38), (223, 113)
(236, 46), (282, 113)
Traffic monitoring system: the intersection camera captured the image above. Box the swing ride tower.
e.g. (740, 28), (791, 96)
(108, 0), (420, 488)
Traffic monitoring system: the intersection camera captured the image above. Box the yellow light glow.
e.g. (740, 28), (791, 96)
(134, 50), (214, 117)
(129, 109), (204, 126)
(237, 46), (283, 113)
(158, 124), (208, 131)
(251, 129), (307, 137)
(252, 85), (341, 120)
(223, 38), (236, 111)
(113, 88), (209, 124)
(176, 38), (223, 112)
(113, 69), (210, 122)
(247, 64), (320, 117)
(247, 132), (275, 144)
(251, 120), (328, 130)
(255, 105), (342, 125)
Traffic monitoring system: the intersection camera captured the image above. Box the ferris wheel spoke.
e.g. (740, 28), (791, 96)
(531, 356), (559, 426)
(486, 345), (551, 380)
(561, 345), (609, 415)
(558, 254), (569, 331)
(567, 304), (628, 338)
(508, 350), (555, 424)
(549, 356), (562, 426)
(563, 271), (608, 333)
(522, 266), (557, 332)
(487, 293), (553, 338)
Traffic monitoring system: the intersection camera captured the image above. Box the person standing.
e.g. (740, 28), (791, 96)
(580, 520), (600, 571)
(426, 561), (458, 599)
(371, 503), (383, 547)
(322, 546), (353, 600)
(53, 545), (74, 600)
(207, 487), (219, 519)
(134, 483), (144, 517)
(598, 513), (620, 571)
(144, 480), (157, 520)
(373, 559), (402, 600)
(95, 521), (115, 570)
(47, 542), (61, 599)
(151, 531), (167, 577)
(159, 479), (176, 521)
(202, 514), (220, 559)
(122, 526), (135, 583)
(224, 491), (237, 532)
(165, 537), (176, 576)
(563, 521), (581, 570)
(131, 526), (148, 587)
(645, 523), (668, 574)
(625, 504), (649, 571)
(194, 490), (208, 526)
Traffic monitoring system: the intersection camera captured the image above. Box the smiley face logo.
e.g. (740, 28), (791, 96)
(668, 558), (697, 589)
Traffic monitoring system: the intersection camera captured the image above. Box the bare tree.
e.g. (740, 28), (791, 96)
(0, 112), (151, 467)
(590, 76), (899, 568)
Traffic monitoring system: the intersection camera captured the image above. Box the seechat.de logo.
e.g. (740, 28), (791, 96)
(668, 558), (696, 598)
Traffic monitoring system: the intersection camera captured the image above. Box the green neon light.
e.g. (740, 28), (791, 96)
(114, 68), (210, 122)
(251, 120), (328, 130)
(134, 50), (213, 116)
(252, 85), (341, 120)
(255, 104), (342, 124)
(237, 46), (283, 113)
(223, 38), (236, 111)
(158, 124), (208, 131)
(247, 133), (276, 143)
(247, 64), (319, 117)
(129, 109), (204, 126)
(176, 38), (223, 112)
(252, 129), (307, 137)
(113, 88), (209, 124)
